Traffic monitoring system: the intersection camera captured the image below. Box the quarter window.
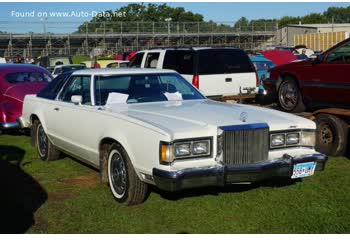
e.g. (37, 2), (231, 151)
(60, 75), (91, 105)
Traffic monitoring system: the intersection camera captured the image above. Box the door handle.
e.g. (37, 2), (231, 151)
(54, 107), (60, 111)
(225, 78), (232, 82)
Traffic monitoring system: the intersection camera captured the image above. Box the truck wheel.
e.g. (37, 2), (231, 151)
(278, 77), (306, 113)
(33, 120), (60, 161)
(315, 114), (348, 156)
(107, 143), (148, 205)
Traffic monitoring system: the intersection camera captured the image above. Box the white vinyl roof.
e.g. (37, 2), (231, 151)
(72, 68), (177, 75)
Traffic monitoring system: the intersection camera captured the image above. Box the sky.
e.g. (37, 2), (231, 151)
(0, 2), (349, 33)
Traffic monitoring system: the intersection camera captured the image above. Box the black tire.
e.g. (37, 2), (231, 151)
(107, 143), (148, 205)
(277, 77), (306, 113)
(315, 114), (348, 156)
(33, 120), (60, 161)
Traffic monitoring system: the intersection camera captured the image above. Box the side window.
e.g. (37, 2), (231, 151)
(60, 75), (91, 105)
(128, 53), (144, 68)
(326, 41), (350, 63)
(144, 52), (160, 68)
(163, 50), (194, 74)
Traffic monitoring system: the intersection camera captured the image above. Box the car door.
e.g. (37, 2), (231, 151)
(48, 74), (96, 162)
(301, 40), (350, 106)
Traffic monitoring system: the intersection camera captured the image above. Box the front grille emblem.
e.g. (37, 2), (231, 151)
(239, 112), (248, 122)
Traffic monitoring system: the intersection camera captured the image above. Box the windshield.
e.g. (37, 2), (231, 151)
(94, 73), (205, 105)
(253, 61), (276, 71)
(6, 72), (53, 84)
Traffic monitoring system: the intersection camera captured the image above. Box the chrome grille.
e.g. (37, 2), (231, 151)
(222, 124), (269, 166)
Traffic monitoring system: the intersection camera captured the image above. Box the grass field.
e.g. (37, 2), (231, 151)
(1, 133), (350, 234)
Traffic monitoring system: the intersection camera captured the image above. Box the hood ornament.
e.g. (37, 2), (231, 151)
(239, 112), (248, 122)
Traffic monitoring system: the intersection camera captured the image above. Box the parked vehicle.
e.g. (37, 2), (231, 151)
(52, 64), (86, 78)
(34, 56), (73, 72)
(93, 58), (118, 68)
(129, 48), (258, 99)
(262, 50), (298, 66)
(0, 64), (52, 130)
(263, 37), (350, 156)
(22, 68), (327, 205)
(250, 56), (276, 94)
(106, 61), (129, 68)
(80, 61), (93, 68)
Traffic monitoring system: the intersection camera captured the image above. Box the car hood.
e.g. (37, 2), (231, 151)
(3, 82), (47, 102)
(108, 100), (315, 134)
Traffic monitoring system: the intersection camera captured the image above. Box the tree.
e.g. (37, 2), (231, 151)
(324, 6), (350, 23)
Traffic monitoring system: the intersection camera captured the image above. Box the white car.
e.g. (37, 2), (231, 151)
(52, 64), (86, 78)
(21, 68), (327, 205)
(129, 48), (258, 98)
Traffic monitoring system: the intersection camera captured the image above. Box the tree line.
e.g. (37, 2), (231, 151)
(76, 3), (350, 33)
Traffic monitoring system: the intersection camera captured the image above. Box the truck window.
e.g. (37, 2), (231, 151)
(144, 52), (160, 68)
(163, 50), (194, 74)
(197, 49), (255, 75)
(128, 53), (144, 68)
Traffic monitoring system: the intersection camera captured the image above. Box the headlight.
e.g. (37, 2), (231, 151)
(301, 131), (315, 147)
(271, 134), (285, 147)
(193, 140), (210, 155)
(160, 138), (212, 164)
(286, 133), (299, 145)
(174, 143), (191, 157)
(270, 130), (315, 149)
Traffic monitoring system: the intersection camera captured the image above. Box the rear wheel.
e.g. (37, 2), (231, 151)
(107, 143), (148, 205)
(33, 120), (60, 161)
(315, 114), (348, 156)
(278, 77), (306, 113)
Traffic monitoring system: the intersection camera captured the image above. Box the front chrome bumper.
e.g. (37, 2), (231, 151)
(152, 153), (328, 192)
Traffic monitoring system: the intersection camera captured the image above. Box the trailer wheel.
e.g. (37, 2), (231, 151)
(315, 114), (348, 156)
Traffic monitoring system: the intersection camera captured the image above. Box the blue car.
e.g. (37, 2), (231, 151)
(250, 56), (276, 94)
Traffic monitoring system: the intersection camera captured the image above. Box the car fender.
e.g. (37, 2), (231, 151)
(99, 125), (169, 178)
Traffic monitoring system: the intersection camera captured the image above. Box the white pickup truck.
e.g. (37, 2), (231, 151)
(21, 68), (327, 205)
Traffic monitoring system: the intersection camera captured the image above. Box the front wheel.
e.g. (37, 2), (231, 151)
(107, 143), (148, 205)
(278, 77), (306, 113)
(315, 114), (348, 156)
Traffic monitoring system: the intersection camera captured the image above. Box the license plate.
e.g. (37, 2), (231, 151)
(291, 162), (316, 179)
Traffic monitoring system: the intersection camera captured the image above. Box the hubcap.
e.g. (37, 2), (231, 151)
(319, 123), (334, 145)
(38, 125), (48, 156)
(279, 81), (298, 110)
(110, 152), (127, 195)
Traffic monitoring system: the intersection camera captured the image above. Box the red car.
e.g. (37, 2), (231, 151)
(264, 37), (350, 113)
(0, 64), (53, 129)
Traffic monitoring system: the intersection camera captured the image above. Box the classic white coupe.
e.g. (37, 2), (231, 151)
(20, 68), (327, 205)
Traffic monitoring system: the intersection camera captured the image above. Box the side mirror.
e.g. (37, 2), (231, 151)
(71, 95), (82, 105)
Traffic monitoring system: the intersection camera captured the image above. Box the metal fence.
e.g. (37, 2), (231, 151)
(0, 21), (278, 34)
(0, 21), (278, 58)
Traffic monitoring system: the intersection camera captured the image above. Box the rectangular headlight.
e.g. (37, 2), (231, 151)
(286, 133), (300, 145)
(160, 138), (212, 164)
(271, 134), (285, 147)
(193, 140), (210, 155)
(301, 131), (316, 147)
(174, 143), (191, 157)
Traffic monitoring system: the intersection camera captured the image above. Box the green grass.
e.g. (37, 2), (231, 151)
(1, 133), (350, 233)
